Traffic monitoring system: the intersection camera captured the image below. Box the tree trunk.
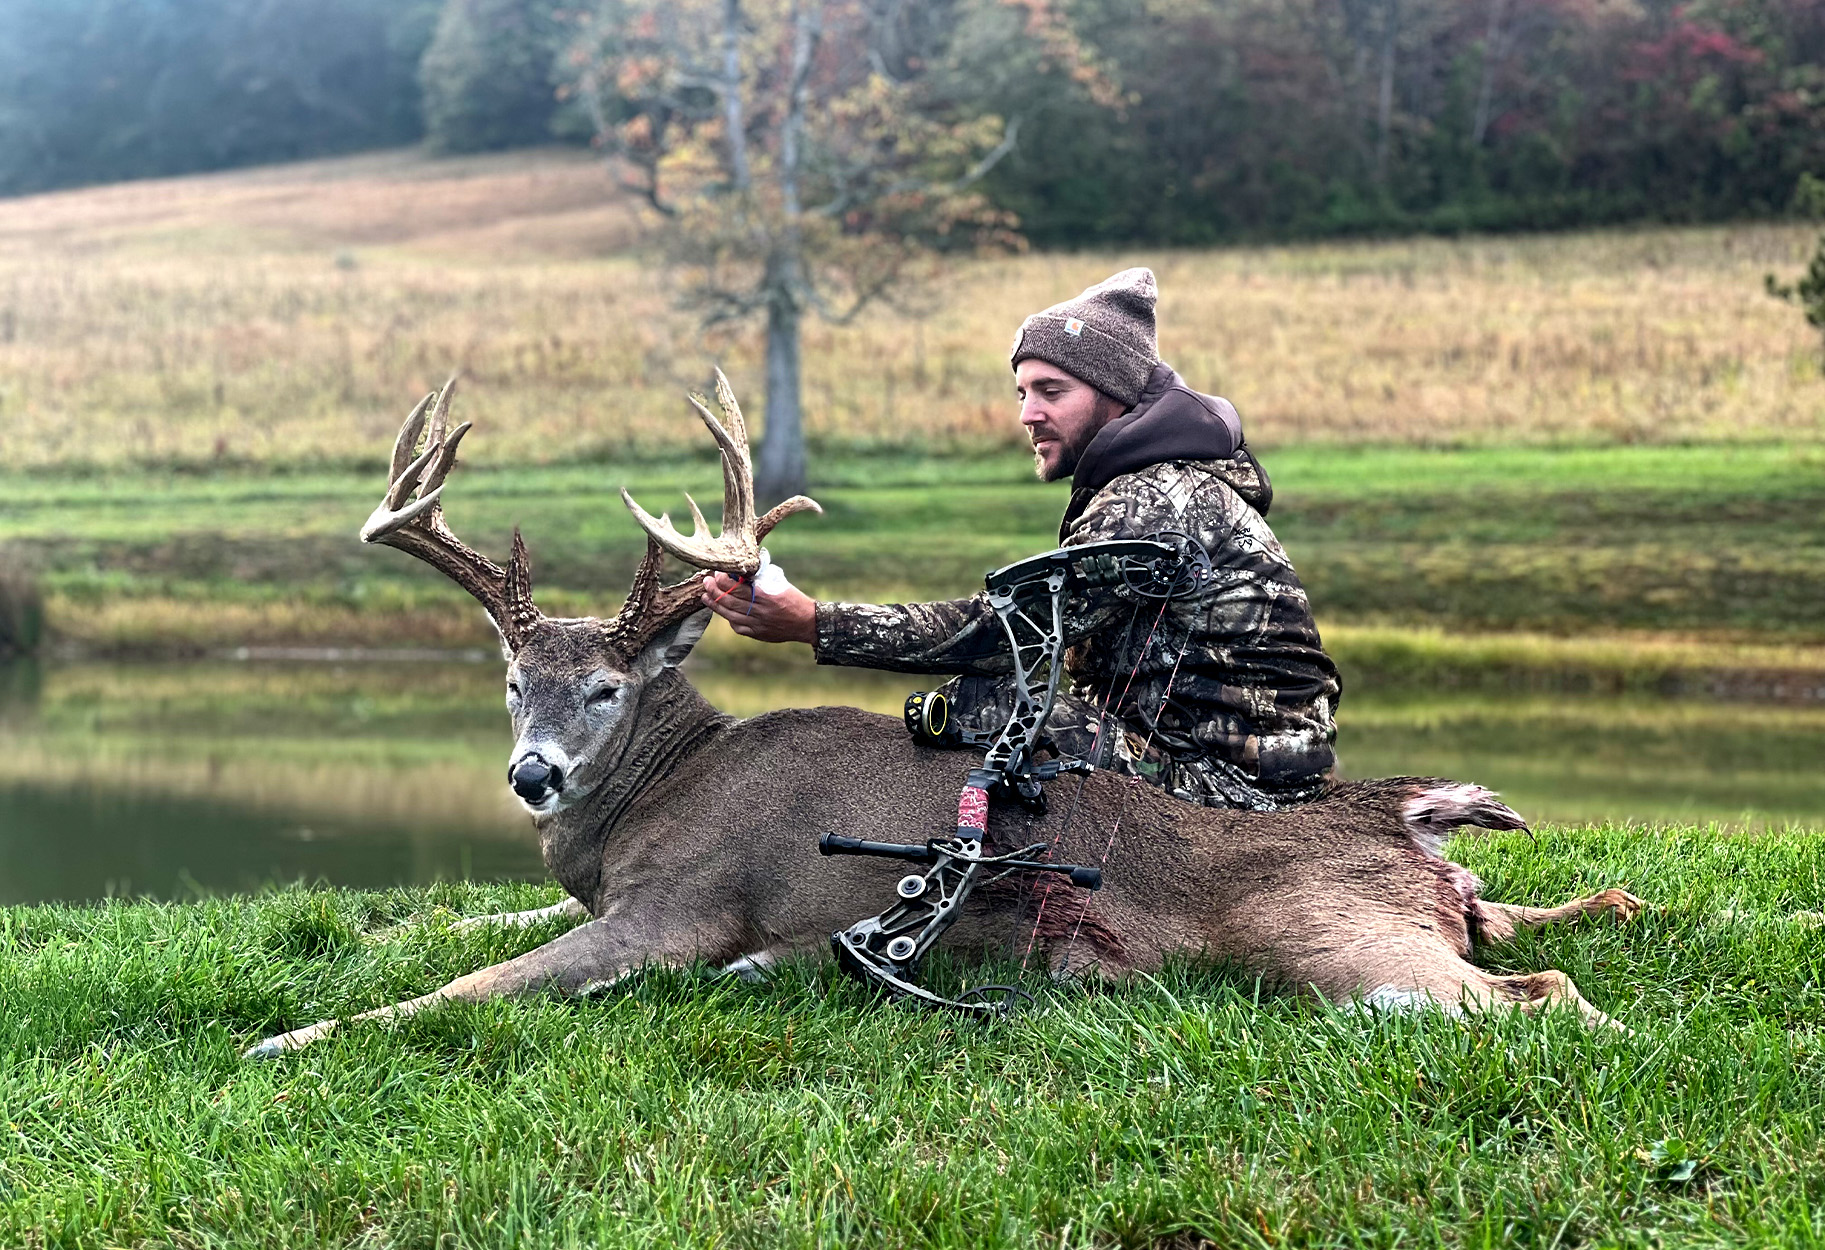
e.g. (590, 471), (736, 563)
(1471, 0), (1508, 146)
(1374, 0), (1399, 187)
(755, 2), (819, 505)
(756, 276), (806, 503)
(721, 0), (749, 190)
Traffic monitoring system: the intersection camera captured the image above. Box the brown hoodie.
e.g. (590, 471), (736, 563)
(1062, 363), (1271, 536)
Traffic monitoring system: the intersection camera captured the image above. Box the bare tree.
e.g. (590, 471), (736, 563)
(1470, 0), (1508, 146)
(567, 0), (1025, 500)
(1374, 0), (1400, 186)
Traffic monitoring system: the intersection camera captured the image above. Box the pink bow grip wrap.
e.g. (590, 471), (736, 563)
(957, 784), (989, 839)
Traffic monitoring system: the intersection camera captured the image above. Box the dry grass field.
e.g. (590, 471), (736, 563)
(1, 148), (1820, 468)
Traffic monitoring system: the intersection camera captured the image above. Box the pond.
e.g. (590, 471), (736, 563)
(2, 656), (1821, 905)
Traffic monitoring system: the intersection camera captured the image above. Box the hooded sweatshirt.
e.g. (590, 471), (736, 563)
(1061, 363), (1270, 534)
(814, 363), (1340, 804)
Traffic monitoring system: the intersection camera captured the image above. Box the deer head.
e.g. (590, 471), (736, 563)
(361, 373), (821, 816)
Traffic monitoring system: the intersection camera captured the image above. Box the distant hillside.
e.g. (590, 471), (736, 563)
(4, 0), (1823, 247)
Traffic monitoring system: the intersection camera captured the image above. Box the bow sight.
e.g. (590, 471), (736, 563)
(816, 537), (1203, 1014)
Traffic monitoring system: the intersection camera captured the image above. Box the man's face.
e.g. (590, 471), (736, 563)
(1016, 359), (1125, 482)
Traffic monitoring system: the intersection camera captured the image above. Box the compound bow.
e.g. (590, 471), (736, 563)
(816, 536), (1209, 1013)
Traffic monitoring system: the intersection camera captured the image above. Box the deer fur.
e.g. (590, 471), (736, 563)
(244, 379), (1643, 1058)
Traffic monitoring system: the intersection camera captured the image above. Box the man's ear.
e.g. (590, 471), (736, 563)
(634, 609), (712, 679)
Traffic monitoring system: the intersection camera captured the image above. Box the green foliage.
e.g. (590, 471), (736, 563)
(4, 0), (1825, 244)
(1766, 173), (1825, 352)
(0, 554), (41, 656)
(257, 890), (367, 960)
(0, 0), (439, 196)
(963, 0), (1825, 245)
(419, 0), (576, 154)
(2, 823), (1824, 1244)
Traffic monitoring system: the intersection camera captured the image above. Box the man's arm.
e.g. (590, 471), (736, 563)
(700, 572), (1011, 674)
(812, 594), (1013, 674)
(700, 489), (1154, 675)
(697, 473), (1185, 671)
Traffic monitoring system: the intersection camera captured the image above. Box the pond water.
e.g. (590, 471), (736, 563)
(2, 657), (1821, 905)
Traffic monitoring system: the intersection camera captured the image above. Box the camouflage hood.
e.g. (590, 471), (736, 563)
(1061, 362), (1272, 535)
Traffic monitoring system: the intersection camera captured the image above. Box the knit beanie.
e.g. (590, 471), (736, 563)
(1009, 267), (1160, 407)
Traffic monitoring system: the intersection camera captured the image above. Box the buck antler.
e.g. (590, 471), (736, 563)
(360, 378), (543, 649)
(620, 370), (822, 575)
(607, 370), (822, 654)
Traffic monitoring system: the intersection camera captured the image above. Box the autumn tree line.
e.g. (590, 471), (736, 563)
(2, 0), (1822, 246)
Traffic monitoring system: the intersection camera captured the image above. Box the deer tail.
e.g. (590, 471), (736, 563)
(1401, 780), (1527, 856)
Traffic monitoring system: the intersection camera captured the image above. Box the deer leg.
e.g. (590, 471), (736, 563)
(1476, 888), (1644, 944)
(716, 946), (790, 983)
(1471, 968), (1623, 1029)
(451, 895), (590, 932)
(1352, 944), (1624, 1030)
(242, 914), (725, 1059)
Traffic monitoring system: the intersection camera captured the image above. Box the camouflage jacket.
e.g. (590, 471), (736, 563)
(814, 369), (1342, 801)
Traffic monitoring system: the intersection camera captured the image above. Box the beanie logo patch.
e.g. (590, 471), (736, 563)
(1063, 317), (1085, 337)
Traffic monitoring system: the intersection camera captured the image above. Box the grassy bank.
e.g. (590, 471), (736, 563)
(4, 443), (1821, 690)
(3, 823), (1823, 1246)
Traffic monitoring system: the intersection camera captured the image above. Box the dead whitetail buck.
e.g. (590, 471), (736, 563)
(245, 376), (1642, 1057)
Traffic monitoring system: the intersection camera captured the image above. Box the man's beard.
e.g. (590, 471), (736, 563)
(1032, 422), (1100, 482)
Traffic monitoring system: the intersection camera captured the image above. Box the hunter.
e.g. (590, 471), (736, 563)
(701, 267), (1342, 809)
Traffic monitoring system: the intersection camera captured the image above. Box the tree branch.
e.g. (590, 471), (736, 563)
(954, 115), (1021, 191)
(806, 115), (1021, 220)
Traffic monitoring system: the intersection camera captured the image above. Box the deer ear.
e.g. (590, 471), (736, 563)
(635, 609), (711, 678)
(487, 608), (515, 660)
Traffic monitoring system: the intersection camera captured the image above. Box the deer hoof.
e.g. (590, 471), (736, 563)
(241, 1020), (336, 1059)
(1590, 889), (1646, 922)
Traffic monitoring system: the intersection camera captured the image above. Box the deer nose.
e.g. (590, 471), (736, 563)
(509, 755), (563, 802)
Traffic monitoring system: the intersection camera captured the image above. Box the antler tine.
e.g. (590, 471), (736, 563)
(712, 369), (755, 538)
(711, 368), (748, 449)
(425, 374), (456, 447)
(684, 384), (755, 542)
(609, 537), (667, 636)
(757, 495), (823, 541)
(504, 528), (540, 641)
(417, 421), (472, 500)
(620, 487), (745, 573)
(388, 391), (435, 487)
(684, 390), (747, 477)
(614, 374), (822, 649)
(361, 380), (543, 650)
(621, 372), (772, 575)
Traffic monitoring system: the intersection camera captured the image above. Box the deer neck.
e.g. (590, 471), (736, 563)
(536, 669), (731, 906)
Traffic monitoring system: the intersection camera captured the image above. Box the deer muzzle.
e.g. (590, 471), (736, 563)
(509, 753), (564, 805)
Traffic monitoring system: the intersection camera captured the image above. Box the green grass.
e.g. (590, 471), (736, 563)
(3, 823), (1824, 1246)
(4, 441), (1824, 662)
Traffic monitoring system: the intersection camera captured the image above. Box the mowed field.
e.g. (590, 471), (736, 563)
(6, 829), (1825, 1247)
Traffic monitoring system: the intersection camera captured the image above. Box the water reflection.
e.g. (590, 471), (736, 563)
(0, 657), (1818, 904)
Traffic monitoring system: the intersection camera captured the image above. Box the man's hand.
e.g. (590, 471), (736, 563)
(700, 572), (818, 645)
